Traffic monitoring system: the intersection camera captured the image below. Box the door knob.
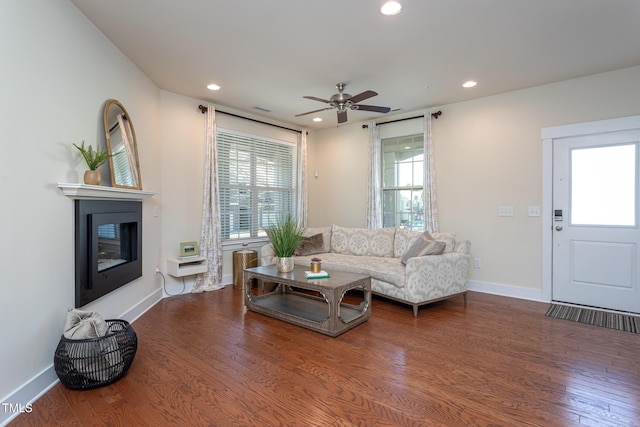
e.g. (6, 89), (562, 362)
(555, 225), (563, 231)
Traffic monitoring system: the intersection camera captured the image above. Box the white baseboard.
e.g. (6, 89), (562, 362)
(0, 288), (164, 427)
(121, 288), (164, 323)
(468, 280), (548, 303)
(162, 274), (233, 298)
(0, 366), (58, 426)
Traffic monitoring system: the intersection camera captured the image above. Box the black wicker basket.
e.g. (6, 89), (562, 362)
(54, 319), (137, 390)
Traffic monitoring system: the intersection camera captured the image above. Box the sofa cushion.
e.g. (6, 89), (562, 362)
(330, 225), (395, 257)
(401, 232), (446, 264)
(295, 233), (324, 256)
(294, 252), (405, 288)
(394, 227), (457, 257)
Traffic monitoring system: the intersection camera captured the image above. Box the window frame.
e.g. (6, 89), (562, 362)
(381, 133), (425, 231)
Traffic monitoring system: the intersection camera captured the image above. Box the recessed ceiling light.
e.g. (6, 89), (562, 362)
(381, 1), (402, 15)
(462, 81), (477, 88)
(207, 84), (221, 91)
(313, 117), (322, 122)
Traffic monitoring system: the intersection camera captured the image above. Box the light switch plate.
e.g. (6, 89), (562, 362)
(498, 206), (514, 217)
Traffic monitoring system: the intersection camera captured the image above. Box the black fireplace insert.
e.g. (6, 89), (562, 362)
(75, 200), (142, 307)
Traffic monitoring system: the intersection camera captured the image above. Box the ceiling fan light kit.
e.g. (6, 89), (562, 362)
(296, 83), (391, 124)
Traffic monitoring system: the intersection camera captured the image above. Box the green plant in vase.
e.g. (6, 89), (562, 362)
(266, 214), (305, 272)
(73, 140), (110, 185)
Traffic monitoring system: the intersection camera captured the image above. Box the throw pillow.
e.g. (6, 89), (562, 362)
(295, 233), (324, 256)
(401, 231), (446, 264)
(418, 240), (446, 257)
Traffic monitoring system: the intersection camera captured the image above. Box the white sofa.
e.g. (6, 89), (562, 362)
(260, 225), (471, 316)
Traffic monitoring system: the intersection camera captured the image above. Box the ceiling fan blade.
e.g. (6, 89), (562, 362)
(349, 90), (378, 104)
(355, 104), (391, 114)
(295, 107), (332, 117)
(303, 95), (331, 104)
(337, 110), (348, 124)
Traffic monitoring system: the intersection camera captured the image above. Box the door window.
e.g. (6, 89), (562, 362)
(570, 143), (637, 226)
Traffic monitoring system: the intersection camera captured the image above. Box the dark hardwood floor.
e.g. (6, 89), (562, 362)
(10, 286), (640, 426)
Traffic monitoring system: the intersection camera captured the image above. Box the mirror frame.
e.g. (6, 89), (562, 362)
(103, 99), (143, 190)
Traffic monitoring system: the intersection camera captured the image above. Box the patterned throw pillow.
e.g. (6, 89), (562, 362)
(400, 231), (446, 264)
(295, 233), (324, 256)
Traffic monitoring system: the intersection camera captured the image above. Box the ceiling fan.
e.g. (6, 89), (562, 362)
(295, 83), (391, 124)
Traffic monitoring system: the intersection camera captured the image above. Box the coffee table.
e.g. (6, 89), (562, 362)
(244, 265), (371, 337)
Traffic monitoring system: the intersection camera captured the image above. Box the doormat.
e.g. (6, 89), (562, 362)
(545, 304), (640, 333)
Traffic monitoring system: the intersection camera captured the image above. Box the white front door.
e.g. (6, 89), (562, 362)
(552, 125), (640, 313)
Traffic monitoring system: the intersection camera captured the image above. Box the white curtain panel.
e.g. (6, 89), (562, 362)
(193, 105), (224, 293)
(296, 129), (308, 227)
(366, 122), (383, 228)
(423, 112), (439, 233)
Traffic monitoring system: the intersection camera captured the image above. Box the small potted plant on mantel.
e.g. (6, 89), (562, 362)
(266, 214), (305, 273)
(73, 141), (110, 186)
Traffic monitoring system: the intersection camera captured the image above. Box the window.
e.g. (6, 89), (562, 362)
(382, 134), (424, 231)
(570, 143), (636, 226)
(217, 129), (297, 241)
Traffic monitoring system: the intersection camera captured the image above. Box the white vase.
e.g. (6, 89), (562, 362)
(276, 257), (295, 273)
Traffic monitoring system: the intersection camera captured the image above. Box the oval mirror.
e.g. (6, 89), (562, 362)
(103, 99), (142, 189)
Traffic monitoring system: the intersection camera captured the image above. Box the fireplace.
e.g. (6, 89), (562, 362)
(75, 200), (142, 307)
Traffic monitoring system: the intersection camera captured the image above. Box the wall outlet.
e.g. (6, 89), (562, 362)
(474, 258), (482, 269)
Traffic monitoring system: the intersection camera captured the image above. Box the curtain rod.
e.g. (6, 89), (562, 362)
(198, 105), (301, 134)
(361, 111), (442, 129)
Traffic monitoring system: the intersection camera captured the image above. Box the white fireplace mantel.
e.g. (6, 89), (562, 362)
(57, 183), (157, 200)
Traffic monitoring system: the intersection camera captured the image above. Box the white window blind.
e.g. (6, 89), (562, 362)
(97, 224), (119, 239)
(217, 129), (296, 241)
(112, 145), (133, 187)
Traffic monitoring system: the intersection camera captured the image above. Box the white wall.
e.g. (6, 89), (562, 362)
(158, 91), (304, 294)
(157, 66), (640, 298)
(310, 66), (640, 297)
(0, 0), (162, 420)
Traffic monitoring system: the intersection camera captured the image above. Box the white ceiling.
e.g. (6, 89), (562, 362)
(71, 0), (640, 130)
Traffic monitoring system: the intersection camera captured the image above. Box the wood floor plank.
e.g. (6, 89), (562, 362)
(9, 288), (640, 426)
